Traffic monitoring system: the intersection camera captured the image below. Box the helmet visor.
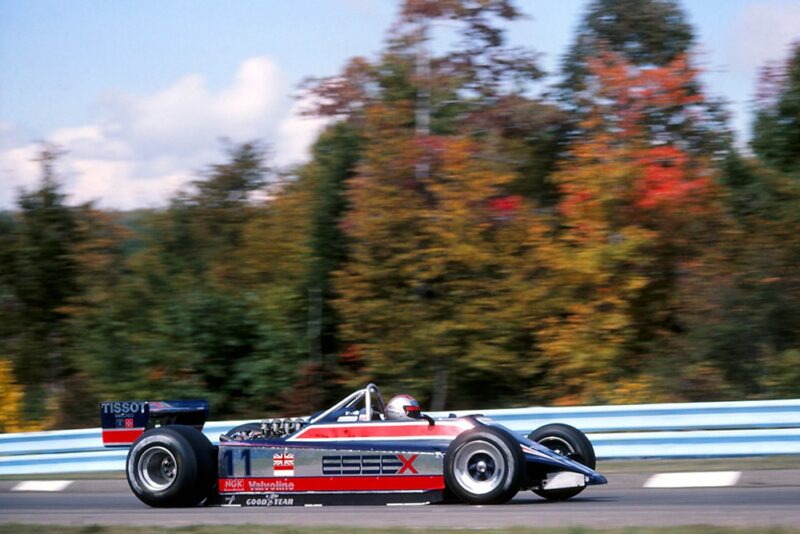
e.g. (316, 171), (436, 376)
(404, 404), (421, 418)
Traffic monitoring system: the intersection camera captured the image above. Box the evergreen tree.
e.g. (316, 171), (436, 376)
(303, 123), (362, 375)
(752, 43), (800, 175)
(560, 0), (729, 156)
(10, 146), (80, 421)
(563, 0), (694, 91)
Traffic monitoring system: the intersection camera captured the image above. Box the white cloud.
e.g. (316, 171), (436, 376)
(0, 143), (40, 209)
(731, 2), (800, 71)
(275, 96), (330, 167)
(0, 57), (324, 210)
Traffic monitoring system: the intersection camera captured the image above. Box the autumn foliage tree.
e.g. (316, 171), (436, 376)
(540, 51), (726, 403)
(336, 104), (547, 409)
(308, 0), (547, 410)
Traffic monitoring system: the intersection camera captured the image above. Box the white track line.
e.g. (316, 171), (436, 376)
(11, 480), (73, 492)
(644, 471), (741, 488)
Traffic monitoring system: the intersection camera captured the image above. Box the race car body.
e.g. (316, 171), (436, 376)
(101, 384), (606, 507)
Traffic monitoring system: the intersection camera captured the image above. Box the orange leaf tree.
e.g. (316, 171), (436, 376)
(312, 1), (549, 410)
(336, 103), (548, 409)
(539, 51), (727, 404)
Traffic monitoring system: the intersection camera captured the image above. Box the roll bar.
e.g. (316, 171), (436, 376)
(308, 383), (386, 424)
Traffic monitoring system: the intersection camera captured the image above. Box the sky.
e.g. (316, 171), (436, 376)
(1, 0), (798, 210)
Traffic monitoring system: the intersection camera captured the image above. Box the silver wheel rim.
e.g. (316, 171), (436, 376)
(453, 440), (505, 495)
(538, 436), (577, 458)
(138, 446), (177, 492)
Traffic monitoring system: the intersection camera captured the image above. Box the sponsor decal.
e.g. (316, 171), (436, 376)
(322, 454), (418, 475)
(273, 452), (294, 477)
(398, 454), (419, 474)
(245, 494), (294, 506)
(101, 401), (148, 445)
(220, 476), (443, 493)
(219, 478), (296, 493)
(246, 479), (296, 492)
(222, 478), (245, 491)
(102, 401), (147, 415)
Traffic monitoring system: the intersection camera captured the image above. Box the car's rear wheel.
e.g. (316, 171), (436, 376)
(444, 426), (524, 504)
(127, 425), (215, 507)
(528, 423), (595, 501)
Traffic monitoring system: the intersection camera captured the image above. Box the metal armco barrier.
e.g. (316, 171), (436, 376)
(1, 400), (799, 475)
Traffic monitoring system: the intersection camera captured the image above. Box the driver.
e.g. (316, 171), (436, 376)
(385, 394), (423, 420)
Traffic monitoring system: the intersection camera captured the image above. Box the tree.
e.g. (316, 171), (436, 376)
(691, 44), (800, 398)
(752, 43), (800, 175)
(59, 206), (132, 426)
(303, 122), (362, 379)
(336, 106), (544, 409)
(0, 212), (17, 341)
(0, 358), (29, 432)
(63, 141), (313, 419)
(563, 0), (694, 91)
(233, 170), (318, 414)
(9, 146), (80, 421)
(309, 0), (550, 409)
(540, 51), (727, 403)
(705, 154), (800, 397)
(306, 0), (541, 134)
(560, 0), (729, 156)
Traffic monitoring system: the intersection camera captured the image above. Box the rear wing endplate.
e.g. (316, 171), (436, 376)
(100, 400), (209, 446)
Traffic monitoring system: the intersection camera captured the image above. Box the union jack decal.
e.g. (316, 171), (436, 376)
(273, 452), (295, 476)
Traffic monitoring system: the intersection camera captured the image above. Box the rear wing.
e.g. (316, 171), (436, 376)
(100, 400), (209, 446)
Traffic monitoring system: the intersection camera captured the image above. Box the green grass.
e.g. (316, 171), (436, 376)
(1, 526), (798, 534)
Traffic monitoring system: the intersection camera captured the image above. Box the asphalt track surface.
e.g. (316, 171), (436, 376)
(2, 471), (800, 529)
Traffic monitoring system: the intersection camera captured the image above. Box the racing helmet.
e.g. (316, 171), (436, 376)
(385, 394), (422, 420)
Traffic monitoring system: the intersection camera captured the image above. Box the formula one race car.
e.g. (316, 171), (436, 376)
(100, 384), (606, 507)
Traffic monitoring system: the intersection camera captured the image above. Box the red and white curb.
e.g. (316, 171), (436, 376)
(11, 480), (73, 492)
(644, 471), (742, 488)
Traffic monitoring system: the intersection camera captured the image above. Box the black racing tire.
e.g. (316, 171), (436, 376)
(223, 422), (262, 441)
(444, 426), (525, 505)
(528, 423), (595, 501)
(126, 425), (216, 507)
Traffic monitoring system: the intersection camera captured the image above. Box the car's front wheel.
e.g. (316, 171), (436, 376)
(126, 425), (215, 507)
(528, 423), (595, 501)
(444, 426), (524, 504)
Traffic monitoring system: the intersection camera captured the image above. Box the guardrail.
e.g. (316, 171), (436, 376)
(1, 399), (799, 475)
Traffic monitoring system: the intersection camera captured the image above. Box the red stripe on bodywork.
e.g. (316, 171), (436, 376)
(291, 421), (470, 440)
(102, 428), (144, 445)
(218, 475), (444, 493)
